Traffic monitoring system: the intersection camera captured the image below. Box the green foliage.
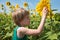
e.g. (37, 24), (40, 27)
(0, 13), (16, 40)
(0, 13), (60, 40)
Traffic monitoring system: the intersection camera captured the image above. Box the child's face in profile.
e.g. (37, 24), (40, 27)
(20, 15), (30, 26)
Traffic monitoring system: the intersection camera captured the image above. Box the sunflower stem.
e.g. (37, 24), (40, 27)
(50, 11), (53, 32)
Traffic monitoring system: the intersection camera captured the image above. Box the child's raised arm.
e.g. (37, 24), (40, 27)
(17, 7), (48, 36)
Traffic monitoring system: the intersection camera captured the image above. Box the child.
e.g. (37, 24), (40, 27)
(12, 7), (48, 40)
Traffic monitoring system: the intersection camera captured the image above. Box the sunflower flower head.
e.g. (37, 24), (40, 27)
(15, 4), (20, 10)
(23, 2), (28, 8)
(6, 2), (11, 6)
(36, 0), (51, 16)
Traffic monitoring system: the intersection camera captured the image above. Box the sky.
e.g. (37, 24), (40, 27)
(0, 0), (60, 13)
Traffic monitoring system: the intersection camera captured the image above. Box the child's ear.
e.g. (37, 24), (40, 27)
(12, 12), (15, 17)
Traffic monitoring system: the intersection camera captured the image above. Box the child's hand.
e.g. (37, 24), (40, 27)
(42, 7), (48, 16)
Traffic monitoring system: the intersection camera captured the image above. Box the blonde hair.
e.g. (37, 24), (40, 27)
(12, 8), (29, 26)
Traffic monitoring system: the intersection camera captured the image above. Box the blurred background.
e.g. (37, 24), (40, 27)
(0, 0), (60, 40)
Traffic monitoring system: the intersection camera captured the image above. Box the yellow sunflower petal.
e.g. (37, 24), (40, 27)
(36, 0), (51, 17)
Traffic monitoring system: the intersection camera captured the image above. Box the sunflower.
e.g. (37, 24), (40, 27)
(23, 2), (28, 7)
(12, 6), (15, 9)
(36, 0), (51, 16)
(11, 5), (15, 11)
(15, 4), (20, 9)
(6, 2), (11, 6)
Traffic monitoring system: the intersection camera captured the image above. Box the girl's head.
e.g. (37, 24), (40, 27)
(12, 8), (30, 26)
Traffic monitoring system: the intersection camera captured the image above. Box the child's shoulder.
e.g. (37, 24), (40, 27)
(17, 27), (25, 31)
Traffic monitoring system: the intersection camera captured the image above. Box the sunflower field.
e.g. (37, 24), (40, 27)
(0, 0), (60, 40)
